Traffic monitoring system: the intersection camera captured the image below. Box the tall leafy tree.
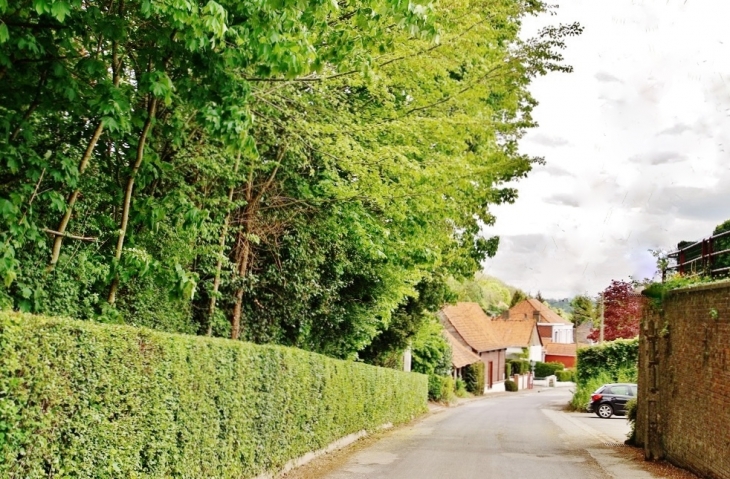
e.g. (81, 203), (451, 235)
(0, 0), (581, 361)
(588, 280), (642, 342)
(570, 295), (596, 325)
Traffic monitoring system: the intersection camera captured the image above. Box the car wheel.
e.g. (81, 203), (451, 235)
(596, 403), (614, 419)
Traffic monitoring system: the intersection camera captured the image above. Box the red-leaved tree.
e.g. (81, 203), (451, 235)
(588, 280), (643, 342)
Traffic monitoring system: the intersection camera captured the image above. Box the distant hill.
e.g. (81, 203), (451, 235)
(544, 298), (573, 314)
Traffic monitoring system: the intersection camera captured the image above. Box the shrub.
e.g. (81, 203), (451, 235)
(626, 398), (638, 445)
(509, 359), (530, 375)
(534, 361), (564, 378)
(504, 379), (518, 392)
(575, 338), (638, 386)
(428, 374), (455, 403)
(454, 378), (469, 398)
(462, 361), (485, 395)
(505, 361), (512, 377)
(555, 370), (575, 382)
(0, 313), (427, 478)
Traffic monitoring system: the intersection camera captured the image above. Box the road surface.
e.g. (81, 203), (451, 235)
(317, 388), (657, 479)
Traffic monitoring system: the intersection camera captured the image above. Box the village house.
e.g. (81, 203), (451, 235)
(439, 303), (507, 392)
(489, 315), (543, 362)
(508, 298), (577, 368)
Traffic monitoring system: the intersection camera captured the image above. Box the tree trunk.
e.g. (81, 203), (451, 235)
(206, 157), (240, 336)
(48, 48), (122, 269)
(107, 97), (158, 304)
(230, 234), (251, 340)
(48, 122), (104, 269)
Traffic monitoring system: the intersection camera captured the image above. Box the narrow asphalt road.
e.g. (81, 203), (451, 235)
(318, 388), (656, 479)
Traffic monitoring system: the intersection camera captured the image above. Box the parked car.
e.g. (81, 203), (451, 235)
(587, 383), (637, 419)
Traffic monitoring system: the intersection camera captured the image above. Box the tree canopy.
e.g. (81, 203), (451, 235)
(588, 280), (642, 342)
(0, 0), (580, 360)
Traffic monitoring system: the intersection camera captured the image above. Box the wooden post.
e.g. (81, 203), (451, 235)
(599, 292), (605, 344)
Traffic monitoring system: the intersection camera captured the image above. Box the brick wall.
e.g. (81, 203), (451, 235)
(636, 282), (730, 479)
(480, 349), (505, 389)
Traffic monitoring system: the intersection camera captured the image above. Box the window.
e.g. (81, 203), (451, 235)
(608, 385), (630, 396)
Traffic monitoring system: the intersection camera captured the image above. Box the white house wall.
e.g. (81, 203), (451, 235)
(528, 345), (543, 363)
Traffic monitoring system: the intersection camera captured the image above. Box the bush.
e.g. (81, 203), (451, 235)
(509, 359), (530, 375)
(575, 338), (638, 386)
(504, 379), (518, 392)
(428, 374), (455, 403)
(454, 378), (469, 398)
(0, 313), (428, 478)
(505, 362), (512, 377)
(626, 398), (638, 445)
(534, 361), (564, 378)
(555, 370), (575, 382)
(462, 361), (485, 395)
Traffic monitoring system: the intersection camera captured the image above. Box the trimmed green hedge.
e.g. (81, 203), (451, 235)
(534, 361), (563, 378)
(575, 338), (638, 386)
(0, 313), (427, 478)
(427, 374), (455, 403)
(462, 361), (485, 395)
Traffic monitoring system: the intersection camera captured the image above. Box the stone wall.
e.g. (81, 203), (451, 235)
(637, 282), (730, 479)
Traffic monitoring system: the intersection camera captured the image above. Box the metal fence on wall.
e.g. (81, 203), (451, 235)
(667, 229), (730, 277)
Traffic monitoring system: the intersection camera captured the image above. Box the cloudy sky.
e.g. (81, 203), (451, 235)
(483, 0), (730, 298)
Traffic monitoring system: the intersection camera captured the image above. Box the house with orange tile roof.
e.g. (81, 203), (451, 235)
(508, 299), (577, 368)
(442, 329), (482, 378)
(438, 302), (508, 392)
(488, 317), (543, 363)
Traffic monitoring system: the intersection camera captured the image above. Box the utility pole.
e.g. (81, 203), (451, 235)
(599, 292), (605, 344)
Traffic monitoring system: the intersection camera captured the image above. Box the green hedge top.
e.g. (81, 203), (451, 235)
(575, 338), (639, 386)
(0, 313), (427, 478)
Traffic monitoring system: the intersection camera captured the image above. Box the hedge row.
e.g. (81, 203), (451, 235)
(575, 338), (639, 386)
(534, 361), (564, 378)
(0, 313), (428, 478)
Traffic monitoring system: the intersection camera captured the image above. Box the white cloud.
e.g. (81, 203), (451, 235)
(482, 0), (730, 298)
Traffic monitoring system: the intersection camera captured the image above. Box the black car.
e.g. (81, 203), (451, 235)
(587, 383), (637, 419)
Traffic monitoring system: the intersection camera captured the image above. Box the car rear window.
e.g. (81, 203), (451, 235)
(608, 385), (630, 395)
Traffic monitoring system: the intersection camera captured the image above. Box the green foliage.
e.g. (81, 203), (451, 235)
(510, 289), (529, 307)
(361, 278), (455, 368)
(534, 361), (564, 378)
(555, 370), (575, 382)
(508, 359), (530, 375)
(427, 374), (455, 403)
(575, 338), (638, 386)
(462, 361), (485, 395)
(0, 312), (427, 478)
(454, 378), (469, 398)
(626, 398), (638, 445)
(504, 379), (518, 392)
(570, 295), (596, 325)
(0, 0), (580, 363)
(410, 317), (452, 376)
(448, 273), (514, 315)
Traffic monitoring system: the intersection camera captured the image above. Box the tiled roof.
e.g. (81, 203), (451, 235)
(440, 303), (505, 352)
(508, 298), (571, 325)
(488, 319), (539, 348)
(443, 330), (481, 368)
(545, 342), (577, 357)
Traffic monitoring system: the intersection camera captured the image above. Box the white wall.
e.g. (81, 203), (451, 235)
(528, 345), (543, 362)
(550, 324), (574, 344)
